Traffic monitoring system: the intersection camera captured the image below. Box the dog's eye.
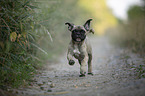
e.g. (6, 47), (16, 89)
(73, 30), (77, 33)
(80, 30), (85, 33)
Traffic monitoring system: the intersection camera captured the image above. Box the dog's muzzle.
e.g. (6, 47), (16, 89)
(71, 33), (86, 42)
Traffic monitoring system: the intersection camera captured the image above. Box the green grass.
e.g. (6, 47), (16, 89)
(0, 0), (40, 88)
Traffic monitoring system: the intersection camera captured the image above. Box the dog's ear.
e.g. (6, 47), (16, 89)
(89, 29), (95, 34)
(83, 19), (92, 31)
(65, 22), (74, 31)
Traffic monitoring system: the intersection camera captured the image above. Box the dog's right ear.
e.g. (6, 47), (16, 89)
(65, 22), (74, 31)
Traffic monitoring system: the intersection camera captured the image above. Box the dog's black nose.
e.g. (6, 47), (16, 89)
(76, 32), (80, 35)
(76, 35), (81, 37)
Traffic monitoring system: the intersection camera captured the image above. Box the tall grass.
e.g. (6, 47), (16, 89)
(0, 0), (39, 88)
(107, 3), (145, 56)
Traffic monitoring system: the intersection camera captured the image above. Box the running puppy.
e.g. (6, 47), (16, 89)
(65, 19), (94, 77)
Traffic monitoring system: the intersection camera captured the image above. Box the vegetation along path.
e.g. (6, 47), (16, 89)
(15, 36), (145, 96)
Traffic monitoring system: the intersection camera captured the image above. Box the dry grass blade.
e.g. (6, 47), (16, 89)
(30, 42), (48, 55)
(46, 30), (53, 42)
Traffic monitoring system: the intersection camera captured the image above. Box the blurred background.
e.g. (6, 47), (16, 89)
(0, 0), (144, 88)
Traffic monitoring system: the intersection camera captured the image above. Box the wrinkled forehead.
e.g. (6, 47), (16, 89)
(72, 26), (86, 31)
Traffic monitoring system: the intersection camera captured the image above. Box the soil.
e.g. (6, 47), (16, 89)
(13, 36), (145, 96)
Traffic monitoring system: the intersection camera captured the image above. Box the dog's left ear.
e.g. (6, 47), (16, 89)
(83, 19), (92, 31)
(65, 22), (74, 31)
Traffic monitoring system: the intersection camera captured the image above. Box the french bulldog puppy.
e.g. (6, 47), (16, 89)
(65, 19), (94, 77)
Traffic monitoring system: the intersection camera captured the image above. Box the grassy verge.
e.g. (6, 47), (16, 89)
(0, 0), (38, 88)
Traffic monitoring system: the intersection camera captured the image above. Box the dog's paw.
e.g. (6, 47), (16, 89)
(79, 74), (85, 77)
(69, 60), (75, 65)
(88, 73), (93, 76)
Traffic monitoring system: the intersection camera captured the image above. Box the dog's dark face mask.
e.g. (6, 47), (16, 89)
(71, 27), (86, 42)
(65, 19), (94, 42)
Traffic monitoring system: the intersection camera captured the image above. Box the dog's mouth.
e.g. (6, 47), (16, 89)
(72, 34), (86, 42)
(76, 38), (81, 42)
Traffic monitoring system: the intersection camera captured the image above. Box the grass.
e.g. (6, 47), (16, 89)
(108, 18), (145, 55)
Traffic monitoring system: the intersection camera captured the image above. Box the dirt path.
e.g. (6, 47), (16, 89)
(16, 36), (145, 96)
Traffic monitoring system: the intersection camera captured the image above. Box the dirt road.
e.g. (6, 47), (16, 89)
(16, 36), (145, 96)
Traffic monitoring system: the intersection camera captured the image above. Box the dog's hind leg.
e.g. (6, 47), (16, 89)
(88, 53), (93, 75)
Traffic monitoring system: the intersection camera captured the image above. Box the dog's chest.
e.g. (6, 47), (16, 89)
(73, 44), (81, 54)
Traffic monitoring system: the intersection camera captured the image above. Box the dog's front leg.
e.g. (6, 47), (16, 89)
(79, 45), (88, 77)
(67, 45), (75, 65)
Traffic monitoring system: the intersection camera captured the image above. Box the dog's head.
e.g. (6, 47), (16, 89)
(65, 19), (94, 42)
